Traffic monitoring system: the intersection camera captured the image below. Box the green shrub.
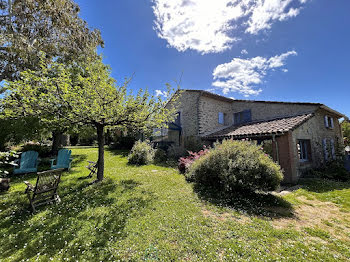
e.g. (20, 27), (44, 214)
(21, 143), (51, 157)
(309, 159), (350, 182)
(128, 140), (155, 165)
(188, 139), (283, 193)
(154, 148), (168, 163)
(167, 145), (187, 161)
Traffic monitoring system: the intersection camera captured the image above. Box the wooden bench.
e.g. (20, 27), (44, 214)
(24, 168), (64, 212)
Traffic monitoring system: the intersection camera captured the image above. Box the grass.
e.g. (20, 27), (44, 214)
(0, 147), (350, 261)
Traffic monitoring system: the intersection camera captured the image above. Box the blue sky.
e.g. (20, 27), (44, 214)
(75, 0), (350, 117)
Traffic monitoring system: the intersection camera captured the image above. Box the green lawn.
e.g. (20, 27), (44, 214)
(1, 147), (350, 261)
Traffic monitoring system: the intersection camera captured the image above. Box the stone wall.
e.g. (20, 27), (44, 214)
(290, 109), (343, 180)
(195, 92), (319, 137)
(166, 91), (200, 146)
(198, 96), (233, 135)
(231, 101), (318, 122)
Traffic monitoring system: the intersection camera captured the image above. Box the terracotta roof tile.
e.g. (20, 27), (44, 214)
(204, 113), (314, 139)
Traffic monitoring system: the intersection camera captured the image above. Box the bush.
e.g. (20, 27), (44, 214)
(154, 148), (168, 163)
(188, 140), (283, 193)
(0, 151), (19, 177)
(167, 145), (187, 161)
(128, 140), (155, 165)
(110, 136), (137, 150)
(178, 147), (209, 174)
(309, 159), (350, 182)
(21, 143), (51, 158)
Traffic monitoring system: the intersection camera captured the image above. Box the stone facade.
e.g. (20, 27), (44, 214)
(290, 109), (343, 180)
(164, 90), (344, 183)
(198, 95), (233, 135)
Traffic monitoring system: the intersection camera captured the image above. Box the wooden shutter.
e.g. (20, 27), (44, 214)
(243, 110), (252, 123)
(323, 138), (328, 161)
(330, 139), (336, 159)
(307, 140), (312, 161)
(218, 112), (224, 124)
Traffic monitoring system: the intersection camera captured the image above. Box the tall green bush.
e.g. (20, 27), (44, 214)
(188, 139), (283, 193)
(128, 141), (155, 165)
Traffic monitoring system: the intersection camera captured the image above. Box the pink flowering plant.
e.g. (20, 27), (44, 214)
(178, 146), (209, 174)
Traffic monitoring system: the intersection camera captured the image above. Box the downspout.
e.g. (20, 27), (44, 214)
(273, 134), (280, 164)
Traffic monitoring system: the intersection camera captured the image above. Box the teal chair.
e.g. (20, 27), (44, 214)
(50, 149), (73, 170)
(13, 151), (40, 175)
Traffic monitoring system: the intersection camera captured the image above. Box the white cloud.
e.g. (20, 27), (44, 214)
(245, 0), (301, 35)
(212, 50), (297, 96)
(241, 49), (249, 55)
(152, 0), (308, 53)
(155, 89), (168, 97)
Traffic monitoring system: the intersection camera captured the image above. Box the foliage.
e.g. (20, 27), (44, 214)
(1, 147), (350, 261)
(154, 148), (168, 163)
(0, 150), (18, 177)
(178, 147), (209, 174)
(183, 136), (204, 152)
(0, 116), (47, 151)
(0, 0), (103, 82)
(128, 140), (155, 165)
(167, 145), (187, 161)
(188, 139), (283, 193)
(2, 55), (179, 180)
(308, 159), (350, 182)
(108, 128), (139, 150)
(69, 126), (97, 146)
(342, 121), (350, 146)
(20, 142), (51, 158)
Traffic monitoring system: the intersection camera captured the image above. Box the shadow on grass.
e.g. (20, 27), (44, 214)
(193, 184), (294, 219)
(70, 154), (88, 168)
(0, 177), (155, 261)
(298, 178), (350, 193)
(105, 148), (129, 158)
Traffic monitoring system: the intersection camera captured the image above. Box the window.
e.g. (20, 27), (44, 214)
(323, 138), (336, 161)
(297, 140), (311, 162)
(174, 112), (181, 126)
(218, 112), (225, 125)
(233, 110), (251, 125)
(324, 115), (334, 129)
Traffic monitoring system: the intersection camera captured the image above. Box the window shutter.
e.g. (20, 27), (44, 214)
(218, 112), (224, 124)
(324, 116), (329, 128)
(307, 141), (312, 161)
(323, 138), (329, 161)
(330, 117), (334, 128)
(243, 110), (252, 123)
(330, 139), (336, 159)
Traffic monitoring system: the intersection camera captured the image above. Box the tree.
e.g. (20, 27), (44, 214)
(3, 56), (179, 181)
(0, 116), (45, 151)
(342, 120), (350, 146)
(0, 0), (103, 83)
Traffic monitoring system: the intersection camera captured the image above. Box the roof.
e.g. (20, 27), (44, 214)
(182, 89), (345, 118)
(204, 113), (314, 139)
(183, 89), (322, 106)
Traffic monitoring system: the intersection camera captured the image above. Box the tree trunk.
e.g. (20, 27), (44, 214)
(96, 124), (105, 181)
(51, 130), (63, 155)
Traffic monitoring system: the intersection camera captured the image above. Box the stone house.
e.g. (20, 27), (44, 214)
(157, 89), (346, 184)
